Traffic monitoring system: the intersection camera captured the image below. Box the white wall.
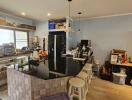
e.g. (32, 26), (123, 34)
(73, 15), (132, 64)
(0, 11), (34, 48)
(34, 21), (48, 49)
(0, 11), (33, 25)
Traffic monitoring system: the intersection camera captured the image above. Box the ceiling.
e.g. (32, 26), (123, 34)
(0, 0), (132, 21)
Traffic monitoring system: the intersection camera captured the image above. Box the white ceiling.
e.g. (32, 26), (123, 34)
(0, 0), (132, 21)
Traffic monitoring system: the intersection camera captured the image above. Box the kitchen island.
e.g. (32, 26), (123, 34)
(7, 55), (86, 100)
(7, 68), (70, 100)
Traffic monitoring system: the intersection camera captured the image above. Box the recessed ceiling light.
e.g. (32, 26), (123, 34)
(47, 13), (51, 17)
(21, 12), (26, 16)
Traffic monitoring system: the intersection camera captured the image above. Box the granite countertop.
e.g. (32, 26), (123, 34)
(0, 53), (31, 65)
(6, 54), (85, 80)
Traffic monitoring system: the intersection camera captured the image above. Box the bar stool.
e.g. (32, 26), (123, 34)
(82, 66), (93, 85)
(85, 63), (93, 68)
(68, 77), (85, 100)
(77, 71), (89, 95)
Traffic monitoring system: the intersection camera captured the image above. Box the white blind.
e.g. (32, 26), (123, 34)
(0, 29), (14, 45)
(15, 31), (28, 49)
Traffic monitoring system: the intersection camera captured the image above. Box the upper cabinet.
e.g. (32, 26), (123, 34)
(0, 18), (36, 32)
(48, 17), (74, 52)
(48, 17), (74, 33)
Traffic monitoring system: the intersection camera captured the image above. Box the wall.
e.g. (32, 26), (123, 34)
(0, 11), (34, 48)
(73, 15), (132, 64)
(33, 21), (48, 50)
(0, 11), (33, 25)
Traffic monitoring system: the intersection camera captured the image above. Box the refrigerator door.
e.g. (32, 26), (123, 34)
(48, 32), (66, 74)
(48, 35), (55, 71)
(56, 35), (66, 74)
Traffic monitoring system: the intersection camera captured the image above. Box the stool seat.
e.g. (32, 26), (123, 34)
(83, 67), (91, 71)
(84, 63), (92, 68)
(69, 77), (85, 87)
(77, 71), (88, 79)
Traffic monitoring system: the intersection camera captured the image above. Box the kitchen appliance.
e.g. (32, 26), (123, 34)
(48, 31), (66, 74)
(81, 40), (91, 47)
(21, 47), (30, 53)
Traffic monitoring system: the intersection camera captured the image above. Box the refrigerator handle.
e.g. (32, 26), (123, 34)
(52, 48), (54, 51)
(54, 35), (57, 71)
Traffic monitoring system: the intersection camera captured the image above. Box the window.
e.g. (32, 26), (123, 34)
(0, 29), (14, 45)
(15, 31), (28, 49)
(0, 28), (28, 49)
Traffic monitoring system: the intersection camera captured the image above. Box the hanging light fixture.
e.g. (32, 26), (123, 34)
(78, 12), (82, 31)
(67, 0), (72, 27)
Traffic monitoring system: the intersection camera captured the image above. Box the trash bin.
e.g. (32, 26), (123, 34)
(113, 73), (127, 85)
(130, 79), (132, 85)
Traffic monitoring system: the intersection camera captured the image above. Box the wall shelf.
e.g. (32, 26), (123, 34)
(48, 17), (74, 52)
(49, 29), (67, 32)
(0, 25), (36, 32)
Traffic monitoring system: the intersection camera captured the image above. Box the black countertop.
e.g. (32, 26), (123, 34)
(10, 56), (85, 80)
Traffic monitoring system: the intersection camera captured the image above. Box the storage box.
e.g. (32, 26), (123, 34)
(113, 73), (127, 85)
(0, 19), (6, 25)
(111, 55), (118, 64)
(48, 22), (56, 30)
(17, 24), (36, 30)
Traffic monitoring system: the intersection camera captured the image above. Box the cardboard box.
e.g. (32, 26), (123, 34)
(0, 19), (6, 25)
(111, 55), (118, 64)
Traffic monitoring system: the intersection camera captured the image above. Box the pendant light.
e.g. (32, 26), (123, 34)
(78, 12), (82, 31)
(67, 0), (72, 27)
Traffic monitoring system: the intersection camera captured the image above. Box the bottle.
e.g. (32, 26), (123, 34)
(117, 54), (122, 64)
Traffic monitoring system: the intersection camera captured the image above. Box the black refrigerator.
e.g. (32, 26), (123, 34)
(48, 31), (66, 74)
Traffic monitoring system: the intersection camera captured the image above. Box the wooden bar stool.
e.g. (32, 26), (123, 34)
(77, 71), (89, 95)
(84, 63), (92, 69)
(82, 66), (93, 85)
(68, 77), (85, 100)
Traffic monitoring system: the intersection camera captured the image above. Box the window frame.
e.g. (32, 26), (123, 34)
(15, 30), (29, 49)
(0, 28), (29, 49)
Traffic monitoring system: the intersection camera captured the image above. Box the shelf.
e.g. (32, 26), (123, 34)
(0, 25), (36, 32)
(49, 29), (67, 32)
(112, 53), (125, 55)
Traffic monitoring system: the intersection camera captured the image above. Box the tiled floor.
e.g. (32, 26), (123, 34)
(0, 78), (132, 100)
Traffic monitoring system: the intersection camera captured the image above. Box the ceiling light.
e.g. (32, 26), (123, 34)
(78, 12), (82, 31)
(21, 12), (26, 16)
(67, 0), (72, 27)
(47, 13), (51, 17)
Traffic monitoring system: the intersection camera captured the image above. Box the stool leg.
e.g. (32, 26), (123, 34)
(85, 79), (87, 94)
(68, 86), (72, 98)
(86, 78), (88, 93)
(82, 85), (86, 100)
(79, 87), (82, 100)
